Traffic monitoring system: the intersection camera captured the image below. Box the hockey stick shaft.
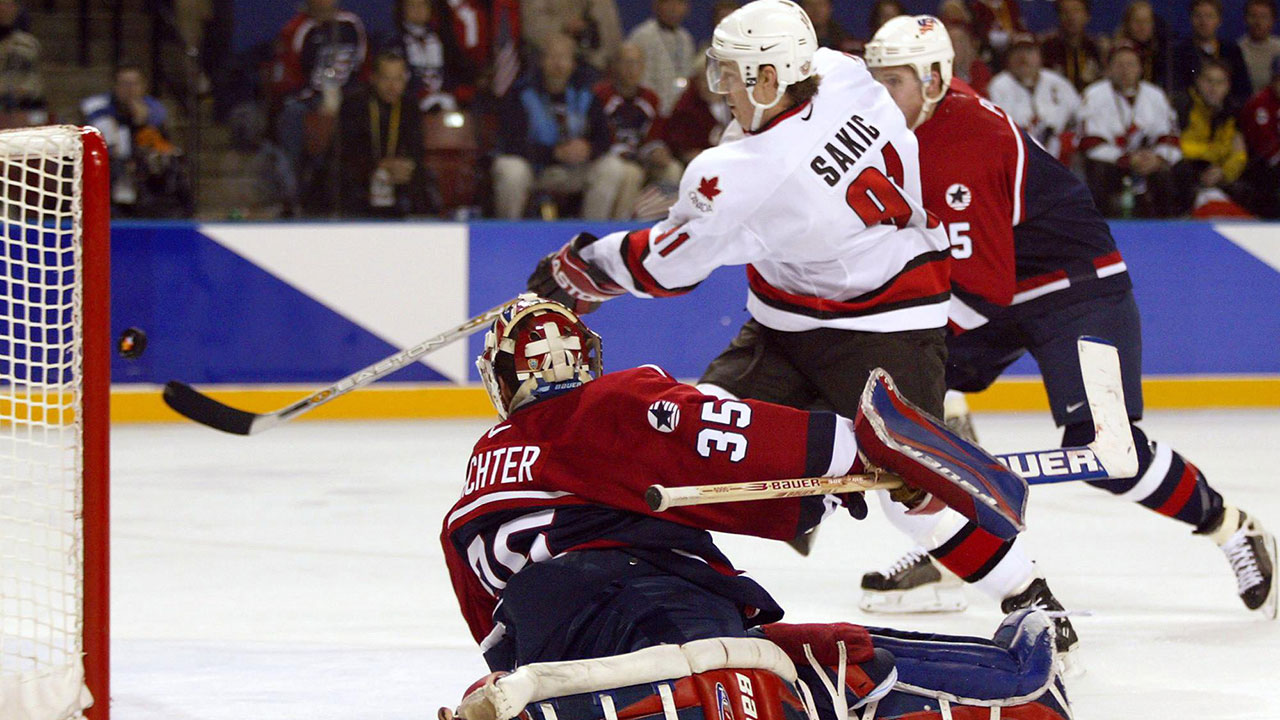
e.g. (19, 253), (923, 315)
(645, 472), (903, 511)
(650, 338), (1138, 512)
(645, 447), (1112, 512)
(163, 300), (512, 435)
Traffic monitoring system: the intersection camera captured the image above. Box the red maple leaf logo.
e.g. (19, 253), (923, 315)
(698, 176), (721, 200)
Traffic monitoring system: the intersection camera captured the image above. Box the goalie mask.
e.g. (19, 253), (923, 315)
(706, 0), (817, 131)
(864, 15), (954, 129)
(477, 294), (603, 419)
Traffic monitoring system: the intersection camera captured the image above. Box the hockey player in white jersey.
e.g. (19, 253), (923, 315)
(529, 0), (954, 424)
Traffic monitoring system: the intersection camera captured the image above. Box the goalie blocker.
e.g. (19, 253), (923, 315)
(443, 610), (1069, 720)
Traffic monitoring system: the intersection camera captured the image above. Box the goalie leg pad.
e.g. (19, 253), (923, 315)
(449, 639), (815, 720)
(859, 609), (1070, 720)
(854, 369), (1028, 540)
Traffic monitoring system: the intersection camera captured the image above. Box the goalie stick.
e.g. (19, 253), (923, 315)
(648, 338), (1138, 541)
(163, 300), (513, 435)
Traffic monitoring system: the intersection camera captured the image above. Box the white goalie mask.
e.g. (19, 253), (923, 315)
(476, 294), (602, 419)
(864, 15), (955, 128)
(706, 0), (817, 131)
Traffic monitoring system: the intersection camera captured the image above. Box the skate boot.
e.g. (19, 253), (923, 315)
(859, 547), (968, 614)
(1000, 577), (1080, 657)
(943, 390), (979, 443)
(1198, 506), (1277, 619)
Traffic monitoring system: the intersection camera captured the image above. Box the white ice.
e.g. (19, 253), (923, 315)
(111, 409), (1280, 719)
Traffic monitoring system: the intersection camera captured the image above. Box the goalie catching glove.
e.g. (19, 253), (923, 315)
(527, 233), (626, 314)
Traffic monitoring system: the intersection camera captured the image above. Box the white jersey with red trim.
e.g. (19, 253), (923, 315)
(986, 69), (1080, 162)
(1078, 79), (1182, 167)
(580, 48), (952, 333)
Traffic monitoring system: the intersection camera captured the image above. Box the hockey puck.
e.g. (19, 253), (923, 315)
(117, 327), (148, 359)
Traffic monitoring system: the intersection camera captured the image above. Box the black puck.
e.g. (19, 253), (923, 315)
(117, 327), (148, 359)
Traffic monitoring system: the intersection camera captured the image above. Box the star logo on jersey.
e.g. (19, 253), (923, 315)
(946, 183), (972, 211)
(647, 400), (681, 433)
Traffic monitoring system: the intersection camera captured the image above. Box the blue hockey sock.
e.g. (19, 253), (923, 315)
(1074, 423), (1225, 529)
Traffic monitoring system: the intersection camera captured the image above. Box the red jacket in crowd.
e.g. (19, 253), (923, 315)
(1241, 85), (1280, 165)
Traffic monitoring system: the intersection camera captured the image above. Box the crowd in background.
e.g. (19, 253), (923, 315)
(5, 0), (1280, 220)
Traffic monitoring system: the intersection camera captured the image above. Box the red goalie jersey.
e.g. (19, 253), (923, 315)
(442, 366), (858, 644)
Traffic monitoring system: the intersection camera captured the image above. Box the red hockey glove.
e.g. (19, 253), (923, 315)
(527, 233), (625, 314)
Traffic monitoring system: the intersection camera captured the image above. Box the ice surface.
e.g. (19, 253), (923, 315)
(112, 410), (1280, 719)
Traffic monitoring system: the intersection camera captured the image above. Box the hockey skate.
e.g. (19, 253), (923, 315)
(1199, 506), (1278, 619)
(1000, 576), (1082, 678)
(859, 547), (968, 614)
(942, 390), (979, 443)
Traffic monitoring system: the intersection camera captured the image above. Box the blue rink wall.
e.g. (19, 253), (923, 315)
(110, 220), (1280, 422)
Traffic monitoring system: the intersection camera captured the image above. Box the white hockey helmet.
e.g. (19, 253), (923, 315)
(707, 0), (818, 130)
(476, 294), (602, 419)
(864, 15), (954, 125)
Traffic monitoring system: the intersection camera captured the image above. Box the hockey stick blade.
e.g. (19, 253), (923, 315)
(995, 338), (1138, 482)
(163, 381), (258, 435)
(162, 300), (512, 435)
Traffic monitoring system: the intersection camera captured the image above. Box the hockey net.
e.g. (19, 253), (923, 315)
(0, 126), (110, 719)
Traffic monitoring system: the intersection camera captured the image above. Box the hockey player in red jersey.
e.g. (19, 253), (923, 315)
(527, 0), (952, 427)
(441, 294), (1072, 720)
(857, 15), (1277, 652)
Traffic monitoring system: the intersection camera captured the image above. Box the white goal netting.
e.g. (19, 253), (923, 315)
(0, 127), (94, 719)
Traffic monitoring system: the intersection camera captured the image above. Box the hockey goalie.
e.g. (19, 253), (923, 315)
(440, 295), (1071, 720)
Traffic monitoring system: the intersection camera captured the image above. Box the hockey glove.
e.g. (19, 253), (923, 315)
(842, 493), (869, 520)
(527, 232), (625, 314)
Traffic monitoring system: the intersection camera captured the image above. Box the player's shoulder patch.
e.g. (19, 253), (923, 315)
(646, 399), (681, 433)
(680, 148), (761, 215)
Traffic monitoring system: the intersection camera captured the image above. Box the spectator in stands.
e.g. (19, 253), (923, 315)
(627, 0), (695, 117)
(1079, 42), (1182, 217)
(594, 41), (681, 218)
(967, 0), (1026, 70)
(1039, 0), (1105, 92)
(384, 0), (474, 111)
(81, 64), (193, 218)
(988, 34), (1082, 164)
(491, 33), (632, 219)
(224, 103), (299, 219)
(269, 0), (370, 176)
(522, 0), (622, 76)
(658, 55), (730, 165)
(945, 12), (992, 96)
(868, 0), (905, 42)
(1172, 0), (1252, 106)
(1240, 55), (1280, 216)
(938, 0), (969, 27)
(0, 0), (41, 119)
(1116, 1), (1172, 91)
(334, 52), (436, 217)
(438, 0), (521, 101)
(804, 0), (858, 53)
(1240, 0), (1280, 94)
(698, 0), (739, 54)
(1174, 57), (1251, 216)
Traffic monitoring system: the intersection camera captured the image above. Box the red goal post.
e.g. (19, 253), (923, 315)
(0, 126), (110, 719)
